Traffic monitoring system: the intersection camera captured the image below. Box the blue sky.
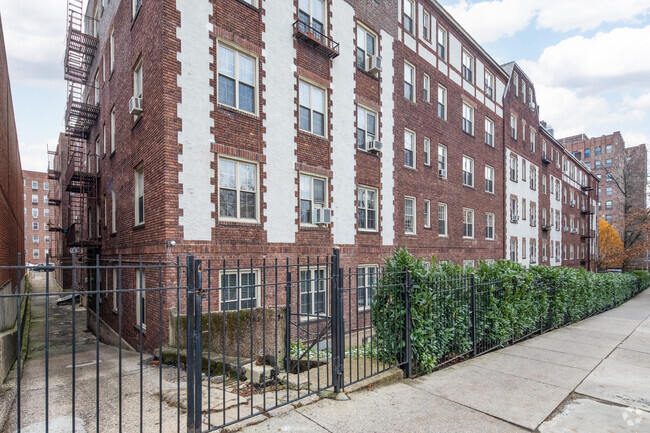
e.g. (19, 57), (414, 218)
(2, 0), (650, 172)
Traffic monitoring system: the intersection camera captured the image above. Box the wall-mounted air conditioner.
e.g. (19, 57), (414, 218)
(368, 140), (383, 153)
(313, 208), (333, 225)
(129, 96), (143, 115)
(367, 55), (382, 75)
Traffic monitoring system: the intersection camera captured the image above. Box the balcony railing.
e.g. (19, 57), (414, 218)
(293, 20), (340, 58)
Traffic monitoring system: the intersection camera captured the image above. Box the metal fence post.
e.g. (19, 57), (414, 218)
(193, 260), (203, 432)
(404, 271), (413, 378)
(470, 274), (477, 357)
(186, 255), (196, 433)
(285, 270), (292, 372)
(331, 248), (344, 393)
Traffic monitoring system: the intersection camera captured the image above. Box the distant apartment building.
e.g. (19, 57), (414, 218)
(22, 171), (54, 263)
(51, 0), (599, 350)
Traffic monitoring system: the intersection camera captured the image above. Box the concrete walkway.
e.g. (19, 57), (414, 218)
(238, 289), (650, 432)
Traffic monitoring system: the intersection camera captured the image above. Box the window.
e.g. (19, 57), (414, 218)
(606, 144), (612, 154)
(356, 106), (377, 151)
(605, 200), (613, 210)
(463, 208), (474, 238)
(44, 182), (49, 191)
(404, 62), (415, 101)
(438, 144), (447, 177)
(112, 269), (118, 313)
(356, 25), (377, 71)
(570, 244), (574, 260)
(463, 260), (475, 268)
(584, 149), (591, 158)
(357, 265), (377, 309)
(32, 208), (38, 218)
(542, 175), (547, 194)
(423, 11), (431, 41)
(595, 146), (601, 156)
(484, 71), (494, 100)
(221, 270), (259, 311)
(111, 190), (116, 233)
(486, 213), (495, 240)
(485, 165), (494, 193)
(437, 85), (447, 119)
(522, 120), (526, 142)
(424, 200), (431, 228)
(299, 81), (326, 136)
(134, 165), (144, 225)
(358, 186), (378, 231)
(510, 238), (517, 261)
(109, 30), (115, 72)
(404, 130), (415, 168)
(32, 181), (38, 190)
(298, 0), (325, 35)
(33, 250), (39, 260)
(300, 267), (328, 316)
(110, 107), (116, 153)
(606, 173), (613, 182)
(462, 156), (474, 187)
(405, 197), (416, 234)
(530, 202), (536, 224)
(595, 160), (601, 169)
(423, 74), (430, 102)
(32, 222), (39, 230)
(461, 50), (474, 83)
(510, 197), (518, 220)
(485, 118), (494, 146)
(522, 198), (526, 220)
(33, 235), (39, 244)
(605, 159), (612, 167)
(606, 187), (612, 196)
(530, 166), (536, 190)
(462, 103), (474, 135)
(437, 27), (447, 61)
(522, 239), (526, 259)
(135, 269), (146, 329)
(132, 0), (142, 19)
(510, 155), (518, 181)
(530, 240), (537, 262)
(438, 203), (448, 236)
(423, 138), (431, 166)
(521, 81), (527, 103)
(510, 115), (517, 139)
(513, 71), (519, 96)
(94, 71), (100, 105)
(218, 44), (256, 113)
(31, 194), (38, 204)
(530, 130), (536, 153)
(300, 174), (327, 225)
(522, 160), (527, 181)
(133, 57), (143, 101)
(403, 0), (414, 33)
(219, 158), (258, 222)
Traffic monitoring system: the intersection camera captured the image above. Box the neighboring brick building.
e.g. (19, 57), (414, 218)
(22, 171), (54, 264)
(0, 14), (24, 291)
(52, 0), (600, 350)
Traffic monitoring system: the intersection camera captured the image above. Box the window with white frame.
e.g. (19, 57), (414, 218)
(423, 11), (431, 41)
(437, 85), (447, 119)
(135, 269), (145, 329)
(111, 190), (116, 233)
(510, 115), (517, 139)
(438, 203), (447, 236)
(219, 158), (257, 222)
(31, 194), (37, 204)
(485, 117), (494, 146)
(485, 165), (494, 193)
(486, 213), (495, 240)
(299, 81), (326, 136)
(112, 269), (118, 312)
(132, 0), (142, 19)
(462, 156), (474, 187)
(33, 250), (39, 260)
(462, 103), (474, 135)
(134, 164), (144, 225)
(570, 244), (574, 260)
(44, 182), (49, 191)
(530, 129), (536, 153)
(438, 144), (447, 177)
(521, 81), (526, 103)
(510, 197), (518, 220)
(463, 208), (474, 238)
(32, 208), (38, 218)
(356, 106), (377, 151)
(522, 160), (526, 181)
(510, 238), (517, 261)
(522, 120), (526, 142)
(300, 267), (328, 316)
(298, 0), (325, 36)
(358, 186), (377, 231)
(522, 198), (526, 220)
(461, 50), (474, 83)
(424, 200), (431, 228)
(44, 235), (50, 244)
(133, 56), (143, 103)
(221, 270), (259, 311)
(510, 155), (518, 181)
(32, 181), (38, 190)
(437, 26), (447, 61)
(542, 175), (547, 194)
(404, 130), (415, 168)
(357, 265), (377, 309)
(300, 174), (326, 225)
(522, 239), (527, 259)
(356, 25), (377, 71)
(423, 138), (431, 166)
(423, 74), (430, 102)
(404, 62), (415, 101)
(484, 70), (494, 100)
(405, 197), (416, 234)
(32, 222), (38, 230)
(218, 44), (256, 114)
(110, 30), (115, 72)
(530, 166), (537, 190)
(530, 202), (536, 224)
(403, 0), (414, 33)
(110, 107), (116, 153)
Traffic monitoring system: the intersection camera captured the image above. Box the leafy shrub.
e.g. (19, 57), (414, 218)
(372, 248), (648, 374)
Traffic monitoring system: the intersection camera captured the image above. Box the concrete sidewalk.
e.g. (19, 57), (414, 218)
(238, 289), (650, 432)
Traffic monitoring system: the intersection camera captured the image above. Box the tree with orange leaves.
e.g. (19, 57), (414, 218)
(599, 217), (626, 270)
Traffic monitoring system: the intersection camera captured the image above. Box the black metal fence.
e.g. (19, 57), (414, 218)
(0, 252), (645, 433)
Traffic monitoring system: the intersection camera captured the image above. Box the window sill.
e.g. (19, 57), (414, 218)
(356, 148), (381, 157)
(218, 220), (261, 228)
(132, 114), (143, 130)
(299, 225), (329, 231)
(358, 229), (379, 234)
(355, 66), (380, 81)
(234, 0), (260, 12)
(298, 129), (328, 142)
(134, 324), (146, 334)
(133, 224), (145, 231)
(110, 232), (117, 238)
(461, 131), (475, 139)
(217, 103), (259, 119)
(110, 151), (116, 159)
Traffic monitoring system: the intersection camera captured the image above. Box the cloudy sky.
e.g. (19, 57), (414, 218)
(1, 0), (649, 172)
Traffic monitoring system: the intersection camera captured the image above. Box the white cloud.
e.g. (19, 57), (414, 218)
(19, 138), (56, 172)
(535, 0), (650, 33)
(624, 132), (650, 146)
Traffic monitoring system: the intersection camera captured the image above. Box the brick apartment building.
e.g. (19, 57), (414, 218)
(21, 171), (55, 264)
(0, 14), (24, 292)
(51, 0), (599, 350)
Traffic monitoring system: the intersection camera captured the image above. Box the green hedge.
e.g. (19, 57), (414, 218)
(372, 249), (648, 374)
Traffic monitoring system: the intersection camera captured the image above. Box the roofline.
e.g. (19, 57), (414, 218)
(539, 125), (600, 181)
(428, 0), (509, 80)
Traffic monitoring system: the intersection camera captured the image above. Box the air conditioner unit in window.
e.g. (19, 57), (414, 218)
(438, 169), (447, 178)
(543, 256), (548, 262)
(368, 140), (383, 153)
(530, 218), (536, 227)
(367, 55), (382, 75)
(563, 226), (569, 232)
(129, 96), (143, 115)
(313, 208), (333, 225)
(529, 101), (535, 111)
(511, 215), (520, 223)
